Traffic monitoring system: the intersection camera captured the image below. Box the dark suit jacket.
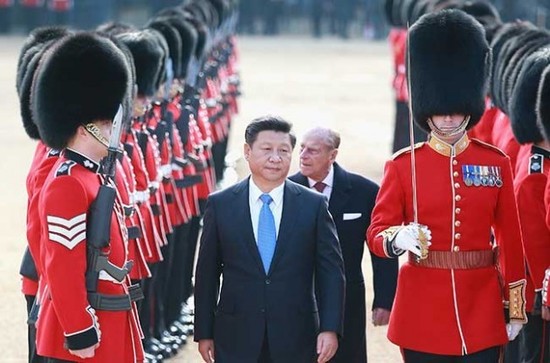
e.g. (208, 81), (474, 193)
(290, 163), (398, 363)
(194, 178), (345, 363)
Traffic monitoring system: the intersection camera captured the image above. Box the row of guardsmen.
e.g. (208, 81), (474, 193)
(16, 0), (241, 362)
(383, 0), (550, 361)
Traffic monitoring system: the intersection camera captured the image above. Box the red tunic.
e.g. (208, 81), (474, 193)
(23, 142), (59, 295)
(36, 149), (144, 362)
(514, 145), (550, 308)
(367, 134), (526, 355)
(491, 110), (521, 174)
(117, 155), (150, 280)
(468, 97), (497, 145)
(124, 129), (163, 263)
(389, 29), (408, 102)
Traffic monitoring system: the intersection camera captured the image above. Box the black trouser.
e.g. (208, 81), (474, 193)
(403, 346), (500, 363)
(153, 235), (174, 337)
(165, 222), (191, 325)
(43, 359), (74, 363)
(25, 295), (44, 363)
(519, 312), (550, 363)
(503, 333), (520, 363)
(182, 214), (203, 302)
(139, 264), (156, 340)
(212, 141), (227, 183)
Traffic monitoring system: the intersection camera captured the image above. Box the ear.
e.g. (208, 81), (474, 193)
(330, 148), (339, 163)
(77, 125), (88, 137)
(243, 143), (251, 160)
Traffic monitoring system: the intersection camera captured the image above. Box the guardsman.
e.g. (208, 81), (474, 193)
(510, 48), (550, 363)
(16, 25), (71, 363)
(32, 32), (144, 361)
(529, 62), (550, 362)
(367, 10), (527, 362)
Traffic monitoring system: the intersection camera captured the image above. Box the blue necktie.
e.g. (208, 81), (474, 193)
(258, 193), (276, 273)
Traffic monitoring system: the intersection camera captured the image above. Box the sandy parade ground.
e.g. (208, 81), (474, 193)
(0, 34), (402, 362)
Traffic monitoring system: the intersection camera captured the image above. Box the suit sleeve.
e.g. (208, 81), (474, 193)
(366, 184), (398, 310)
(366, 160), (407, 258)
(42, 176), (99, 350)
(194, 196), (222, 341)
(314, 196), (345, 335)
(494, 158), (527, 323)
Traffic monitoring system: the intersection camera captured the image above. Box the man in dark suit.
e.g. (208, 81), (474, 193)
(290, 127), (398, 363)
(194, 116), (345, 363)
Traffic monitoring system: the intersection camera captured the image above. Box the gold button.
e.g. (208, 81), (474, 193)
(453, 246), (460, 252)
(453, 171), (459, 177)
(455, 221), (461, 227)
(455, 233), (461, 240)
(455, 208), (461, 214)
(454, 183), (460, 189)
(455, 195), (461, 202)
(453, 160), (458, 165)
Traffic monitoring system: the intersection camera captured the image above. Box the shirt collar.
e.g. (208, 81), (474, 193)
(249, 177), (285, 207)
(428, 133), (470, 157)
(64, 148), (101, 173)
(307, 165), (334, 188)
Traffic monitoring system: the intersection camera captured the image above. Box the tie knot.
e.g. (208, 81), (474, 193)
(260, 193), (273, 205)
(313, 182), (326, 193)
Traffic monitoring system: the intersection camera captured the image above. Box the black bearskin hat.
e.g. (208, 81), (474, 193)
(147, 19), (183, 79)
(509, 48), (550, 144)
(408, 10), (490, 132)
(16, 26), (71, 92)
(33, 32), (132, 149)
(116, 30), (165, 98)
(536, 63), (550, 142)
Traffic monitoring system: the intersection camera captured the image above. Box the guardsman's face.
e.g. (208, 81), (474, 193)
(430, 114), (466, 132)
(244, 130), (293, 188)
(299, 134), (337, 182)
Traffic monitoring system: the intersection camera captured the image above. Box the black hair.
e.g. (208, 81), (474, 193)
(245, 115), (296, 148)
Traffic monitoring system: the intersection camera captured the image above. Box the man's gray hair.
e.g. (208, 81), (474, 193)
(304, 127), (341, 149)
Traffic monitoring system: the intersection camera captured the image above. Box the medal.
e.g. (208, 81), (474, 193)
(463, 165), (473, 186)
(481, 166), (489, 186)
(473, 165), (481, 187)
(494, 166), (503, 188)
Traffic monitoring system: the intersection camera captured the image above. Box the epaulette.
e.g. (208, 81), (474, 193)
(55, 160), (76, 177)
(470, 138), (507, 156)
(529, 154), (543, 174)
(391, 142), (425, 160)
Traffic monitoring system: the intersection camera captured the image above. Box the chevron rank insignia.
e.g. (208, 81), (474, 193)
(47, 213), (86, 250)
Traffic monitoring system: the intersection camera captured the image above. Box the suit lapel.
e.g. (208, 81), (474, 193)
(268, 180), (300, 276)
(328, 163), (352, 218)
(233, 178), (266, 275)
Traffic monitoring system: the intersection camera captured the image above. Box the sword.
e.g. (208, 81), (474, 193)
(406, 22), (429, 260)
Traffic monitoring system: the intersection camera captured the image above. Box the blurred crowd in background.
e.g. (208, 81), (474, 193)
(1, 0), (550, 40)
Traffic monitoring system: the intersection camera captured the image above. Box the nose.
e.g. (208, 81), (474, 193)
(268, 151), (282, 162)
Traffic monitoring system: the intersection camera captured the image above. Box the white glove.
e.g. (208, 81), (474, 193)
(394, 223), (432, 257)
(506, 322), (523, 341)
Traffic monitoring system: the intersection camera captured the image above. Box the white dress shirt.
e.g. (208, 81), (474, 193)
(308, 165), (334, 200)
(249, 177), (284, 243)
